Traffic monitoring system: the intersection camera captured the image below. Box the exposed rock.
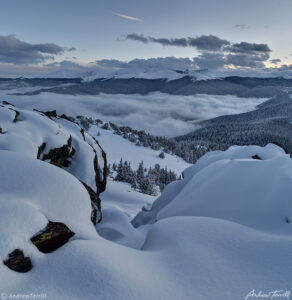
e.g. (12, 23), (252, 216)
(37, 142), (46, 159)
(81, 182), (102, 224)
(8, 108), (20, 123)
(2, 100), (15, 106)
(80, 128), (86, 141)
(31, 221), (75, 253)
(0, 104), (108, 226)
(43, 110), (57, 119)
(252, 154), (262, 160)
(42, 136), (74, 167)
(3, 249), (32, 273)
(59, 114), (77, 123)
(92, 137), (107, 193)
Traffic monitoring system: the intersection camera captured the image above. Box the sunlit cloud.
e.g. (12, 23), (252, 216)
(113, 12), (144, 22)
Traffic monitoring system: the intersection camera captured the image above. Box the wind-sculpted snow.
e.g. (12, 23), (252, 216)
(0, 102), (107, 224)
(1, 142), (292, 299)
(133, 143), (292, 232)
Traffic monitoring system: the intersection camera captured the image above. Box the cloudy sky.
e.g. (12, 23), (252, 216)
(0, 0), (292, 76)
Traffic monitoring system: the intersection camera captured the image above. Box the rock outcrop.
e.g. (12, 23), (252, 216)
(0, 102), (107, 224)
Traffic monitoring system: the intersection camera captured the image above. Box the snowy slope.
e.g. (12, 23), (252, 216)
(133, 143), (292, 234)
(2, 145), (292, 299)
(88, 125), (190, 173)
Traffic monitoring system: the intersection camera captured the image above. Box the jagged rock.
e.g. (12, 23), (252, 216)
(43, 110), (57, 119)
(3, 249), (32, 273)
(42, 136), (74, 167)
(81, 182), (102, 224)
(59, 114), (76, 123)
(31, 221), (75, 253)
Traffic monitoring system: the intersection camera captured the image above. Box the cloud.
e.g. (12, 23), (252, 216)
(270, 59), (281, 65)
(96, 57), (194, 70)
(226, 53), (270, 68)
(188, 35), (230, 51)
(194, 52), (226, 69)
(225, 42), (271, 54)
(126, 34), (230, 51)
(0, 34), (72, 64)
(235, 24), (249, 30)
(3, 91), (266, 137)
(125, 34), (148, 43)
(113, 12), (144, 22)
(125, 33), (274, 69)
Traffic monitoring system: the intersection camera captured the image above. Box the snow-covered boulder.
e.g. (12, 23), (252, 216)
(133, 144), (292, 234)
(0, 151), (98, 272)
(0, 101), (107, 224)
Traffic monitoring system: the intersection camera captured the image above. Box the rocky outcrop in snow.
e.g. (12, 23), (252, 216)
(0, 101), (107, 225)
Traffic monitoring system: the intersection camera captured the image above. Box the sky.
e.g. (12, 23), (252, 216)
(0, 0), (292, 77)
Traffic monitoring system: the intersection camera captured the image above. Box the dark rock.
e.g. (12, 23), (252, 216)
(42, 136), (74, 167)
(43, 110), (57, 119)
(31, 221), (75, 253)
(59, 114), (77, 123)
(252, 154), (262, 160)
(37, 142), (46, 159)
(81, 181), (102, 225)
(80, 128), (86, 141)
(2, 101), (15, 107)
(8, 108), (20, 123)
(3, 249), (32, 273)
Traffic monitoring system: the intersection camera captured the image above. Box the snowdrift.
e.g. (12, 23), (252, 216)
(133, 144), (292, 233)
(1, 118), (292, 300)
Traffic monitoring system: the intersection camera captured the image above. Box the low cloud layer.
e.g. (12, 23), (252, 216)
(2, 91), (266, 137)
(0, 34), (73, 64)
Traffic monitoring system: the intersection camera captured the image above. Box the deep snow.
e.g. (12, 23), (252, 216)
(1, 141), (292, 299)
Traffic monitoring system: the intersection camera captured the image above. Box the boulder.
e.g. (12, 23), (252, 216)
(3, 249), (32, 273)
(31, 221), (75, 253)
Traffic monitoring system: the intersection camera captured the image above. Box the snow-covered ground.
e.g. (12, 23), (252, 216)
(1, 141), (292, 300)
(88, 125), (190, 172)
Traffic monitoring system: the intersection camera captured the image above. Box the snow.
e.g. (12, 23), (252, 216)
(133, 143), (292, 235)
(1, 107), (292, 300)
(0, 151), (97, 259)
(101, 180), (155, 219)
(0, 103), (106, 192)
(89, 125), (190, 173)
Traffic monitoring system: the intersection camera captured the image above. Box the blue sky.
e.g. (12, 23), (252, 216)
(0, 0), (291, 75)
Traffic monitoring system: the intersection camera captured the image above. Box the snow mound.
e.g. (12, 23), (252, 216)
(0, 102), (107, 223)
(133, 144), (292, 234)
(0, 150), (97, 259)
(1, 135), (292, 298)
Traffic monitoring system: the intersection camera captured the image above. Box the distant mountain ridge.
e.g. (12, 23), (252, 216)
(3, 76), (292, 98)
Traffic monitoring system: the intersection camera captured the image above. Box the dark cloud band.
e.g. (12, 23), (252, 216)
(126, 34), (230, 51)
(0, 34), (73, 64)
